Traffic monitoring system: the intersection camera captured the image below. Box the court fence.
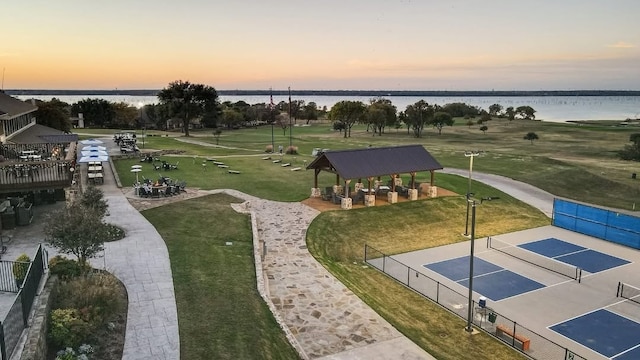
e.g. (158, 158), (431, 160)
(364, 244), (588, 360)
(0, 244), (48, 360)
(553, 198), (640, 249)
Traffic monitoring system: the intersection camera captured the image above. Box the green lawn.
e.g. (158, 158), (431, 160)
(142, 194), (300, 360)
(91, 118), (640, 359)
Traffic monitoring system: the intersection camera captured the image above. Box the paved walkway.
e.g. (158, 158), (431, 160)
(99, 140), (180, 360)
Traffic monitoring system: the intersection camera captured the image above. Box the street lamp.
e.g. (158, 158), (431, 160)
(463, 151), (483, 237)
(465, 196), (499, 333)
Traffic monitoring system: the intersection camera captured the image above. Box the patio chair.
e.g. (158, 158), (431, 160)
(321, 187), (333, 201)
(351, 191), (365, 205)
(151, 187), (161, 198)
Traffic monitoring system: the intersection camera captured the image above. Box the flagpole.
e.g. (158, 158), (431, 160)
(288, 86), (292, 148)
(270, 87), (275, 153)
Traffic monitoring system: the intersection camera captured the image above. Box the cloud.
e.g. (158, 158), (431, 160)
(607, 41), (635, 49)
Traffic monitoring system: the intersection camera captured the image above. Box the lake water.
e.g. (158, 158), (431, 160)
(14, 94), (640, 123)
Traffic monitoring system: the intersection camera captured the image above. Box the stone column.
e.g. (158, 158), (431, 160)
(311, 188), (321, 198)
(388, 192), (398, 204)
(374, 180), (382, 189)
(365, 195), (376, 207)
(333, 184), (343, 195)
(341, 197), (352, 210)
(408, 188), (418, 201)
(354, 182), (364, 192)
(428, 186), (438, 198)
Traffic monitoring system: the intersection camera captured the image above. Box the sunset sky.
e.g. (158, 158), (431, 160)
(3, 0), (639, 90)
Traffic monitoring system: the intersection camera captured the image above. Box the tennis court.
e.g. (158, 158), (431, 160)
(390, 225), (640, 360)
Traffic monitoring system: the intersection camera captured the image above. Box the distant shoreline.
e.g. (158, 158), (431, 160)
(4, 89), (640, 97)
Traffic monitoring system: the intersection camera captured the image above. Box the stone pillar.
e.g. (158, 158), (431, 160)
(333, 184), (343, 195)
(354, 182), (364, 192)
(311, 188), (321, 198)
(374, 180), (383, 189)
(341, 197), (352, 210)
(394, 177), (403, 186)
(408, 188), (418, 201)
(388, 191), (398, 204)
(428, 186), (438, 198)
(365, 194), (376, 207)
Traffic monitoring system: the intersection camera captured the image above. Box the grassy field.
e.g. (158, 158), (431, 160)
(81, 118), (639, 359)
(142, 194), (300, 360)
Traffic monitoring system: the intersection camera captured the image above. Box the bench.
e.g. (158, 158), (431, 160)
(217, 164), (229, 168)
(272, 159), (281, 163)
(262, 156), (271, 160)
(228, 170), (241, 174)
(281, 163), (291, 167)
(495, 324), (530, 351)
(290, 167), (301, 171)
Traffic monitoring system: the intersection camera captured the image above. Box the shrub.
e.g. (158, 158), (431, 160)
(104, 223), (125, 242)
(49, 256), (88, 280)
(13, 253), (31, 284)
(49, 308), (92, 349)
(53, 272), (125, 325)
(55, 344), (94, 360)
(285, 145), (298, 155)
(265, 144), (273, 153)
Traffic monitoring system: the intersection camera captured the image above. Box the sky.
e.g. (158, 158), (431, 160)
(3, 0), (640, 91)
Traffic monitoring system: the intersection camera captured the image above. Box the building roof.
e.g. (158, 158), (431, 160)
(8, 123), (78, 144)
(306, 144), (443, 179)
(0, 91), (37, 119)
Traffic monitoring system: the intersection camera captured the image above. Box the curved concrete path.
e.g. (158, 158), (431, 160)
(100, 140), (180, 360)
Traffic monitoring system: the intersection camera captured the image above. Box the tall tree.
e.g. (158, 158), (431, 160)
(329, 101), (366, 138)
(157, 80), (220, 137)
(367, 98), (397, 136)
(35, 98), (71, 132)
(71, 98), (114, 127)
(505, 106), (516, 123)
(404, 100), (433, 138)
(618, 133), (640, 161)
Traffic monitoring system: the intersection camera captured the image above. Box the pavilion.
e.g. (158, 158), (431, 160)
(305, 144), (443, 209)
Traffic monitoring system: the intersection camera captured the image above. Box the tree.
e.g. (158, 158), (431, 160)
(71, 98), (115, 128)
(441, 102), (480, 118)
(466, 119), (474, 128)
(505, 106), (516, 123)
(329, 101), (366, 138)
(111, 102), (138, 129)
(403, 100), (433, 138)
(617, 133), (640, 161)
(44, 187), (111, 266)
(429, 111), (454, 135)
(516, 106), (536, 120)
(301, 102), (319, 124)
(220, 108), (243, 129)
(157, 80), (220, 137)
(523, 132), (539, 144)
(488, 103), (503, 116)
(35, 98), (71, 132)
(366, 98), (397, 136)
(480, 125), (488, 134)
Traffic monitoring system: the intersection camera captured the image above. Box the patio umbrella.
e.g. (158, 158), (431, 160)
(131, 168), (142, 183)
(81, 145), (107, 151)
(80, 139), (104, 145)
(78, 155), (109, 163)
(81, 150), (109, 157)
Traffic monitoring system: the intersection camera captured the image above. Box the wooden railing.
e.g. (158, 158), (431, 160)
(0, 160), (74, 193)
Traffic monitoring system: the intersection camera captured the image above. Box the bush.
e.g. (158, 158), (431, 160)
(49, 256), (88, 280)
(104, 223), (125, 242)
(265, 144), (273, 153)
(13, 253), (31, 284)
(53, 272), (125, 325)
(285, 145), (298, 155)
(55, 344), (94, 360)
(49, 308), (92, 350)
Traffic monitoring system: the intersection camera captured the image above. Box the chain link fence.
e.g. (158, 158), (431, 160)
(364, 244), (588, 360)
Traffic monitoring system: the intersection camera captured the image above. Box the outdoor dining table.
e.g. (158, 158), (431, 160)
(88, 166), (103, 172)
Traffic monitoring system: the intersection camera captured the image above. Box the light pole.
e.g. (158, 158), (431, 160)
(465, 196), (499, 333)
(464, 151), (483, 237)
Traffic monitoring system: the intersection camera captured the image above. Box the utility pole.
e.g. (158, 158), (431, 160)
(288, 86), (292, 148)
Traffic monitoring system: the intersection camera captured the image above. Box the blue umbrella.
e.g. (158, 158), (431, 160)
(80, 139), (104, 145)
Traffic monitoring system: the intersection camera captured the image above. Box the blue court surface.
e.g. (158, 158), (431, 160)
(424, 256), (545, 301)
(550, 309), (640, 358)
(518, 238), (630, 273)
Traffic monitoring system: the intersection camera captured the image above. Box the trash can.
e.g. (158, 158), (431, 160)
(479, 296), (487, 308)
(1, 209), (16, 230)
(488, 312), (497, 324)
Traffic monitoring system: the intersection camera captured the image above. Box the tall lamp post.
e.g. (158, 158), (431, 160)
(465, 195), (499, 333)
(269, 88), (275, 152)
(288, 86), (292, 148)
(463, 151), (483, 237)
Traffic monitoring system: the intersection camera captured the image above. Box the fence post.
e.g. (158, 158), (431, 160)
(364, 244), (367, 262)
(512, 322), (517, 348)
